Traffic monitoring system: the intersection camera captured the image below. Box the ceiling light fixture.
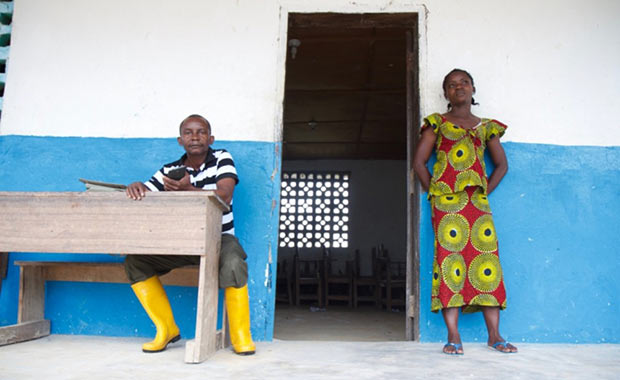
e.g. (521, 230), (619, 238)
(308, 118), (317, 130)
(288, 39), (301, 59)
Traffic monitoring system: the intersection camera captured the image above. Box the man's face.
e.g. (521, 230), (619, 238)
(177, 117), (214, 156)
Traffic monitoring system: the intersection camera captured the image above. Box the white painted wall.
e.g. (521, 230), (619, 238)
(280, 160), (407, 275)
(1, 0), (282, 140)
(2, 0), (619, 146)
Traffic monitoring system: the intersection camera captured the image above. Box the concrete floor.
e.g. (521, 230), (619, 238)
(1, 335), (619, 380)
(2, 306), (618, 379)
(274, 305), (405, 341)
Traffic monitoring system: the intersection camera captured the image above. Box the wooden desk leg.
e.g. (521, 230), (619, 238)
(18, 266), (46, 323)
(0, 252), (7, 296)
(216, 299), (230, 350)
(0, 265), (50, 346)
(185, 253), (220, 363)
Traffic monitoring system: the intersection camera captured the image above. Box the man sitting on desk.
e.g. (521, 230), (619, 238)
(124, 114), (255, 355)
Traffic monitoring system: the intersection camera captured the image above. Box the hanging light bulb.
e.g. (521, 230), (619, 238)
(308, 118), (317, 130)
(288, 39), (301, 59)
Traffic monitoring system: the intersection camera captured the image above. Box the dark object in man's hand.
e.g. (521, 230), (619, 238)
(166, 166), (186, 180)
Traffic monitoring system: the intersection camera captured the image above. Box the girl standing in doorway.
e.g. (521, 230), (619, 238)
(413, 69), (518, 355)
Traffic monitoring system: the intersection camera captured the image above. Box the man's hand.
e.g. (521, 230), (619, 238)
(126, 182), (149, 200)
(162, 172), (197, 192)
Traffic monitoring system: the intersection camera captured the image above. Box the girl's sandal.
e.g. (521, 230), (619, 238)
(443, 342), (464, 355)
(488, 341), (517, 353)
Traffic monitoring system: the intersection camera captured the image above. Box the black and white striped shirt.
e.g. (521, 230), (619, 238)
(144, 148), (238, 235)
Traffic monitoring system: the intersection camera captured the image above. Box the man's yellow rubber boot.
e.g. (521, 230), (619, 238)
(225, 284), (256, 355)
(131, 276), (181, 353)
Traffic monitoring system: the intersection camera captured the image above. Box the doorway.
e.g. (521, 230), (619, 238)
(275, 13), (420, 341)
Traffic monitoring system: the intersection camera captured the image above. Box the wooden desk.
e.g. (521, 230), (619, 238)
(0, 191), (228, 363)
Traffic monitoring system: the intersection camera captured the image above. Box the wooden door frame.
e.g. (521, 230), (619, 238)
(405, 28), (420, 341)
(275, 9), (425, 342)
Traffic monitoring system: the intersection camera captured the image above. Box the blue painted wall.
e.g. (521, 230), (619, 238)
(419, 142), (620, 343)
(2, 136), (618, 343)
(0, 135), (280, 341)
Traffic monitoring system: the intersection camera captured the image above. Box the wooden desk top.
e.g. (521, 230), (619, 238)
(0, 191), (228, 255)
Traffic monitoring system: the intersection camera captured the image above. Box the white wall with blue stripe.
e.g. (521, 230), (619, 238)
(0, 0), (619, 343)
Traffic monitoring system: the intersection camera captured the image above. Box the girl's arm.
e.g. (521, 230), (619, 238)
(486, 136), (508, 194)
(413, 127), (437, 192)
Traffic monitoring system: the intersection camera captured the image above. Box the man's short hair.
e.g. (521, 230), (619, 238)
(179, 114), (211, 134)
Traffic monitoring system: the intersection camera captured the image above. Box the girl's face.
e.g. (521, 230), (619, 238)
(443, 71), (475, 106)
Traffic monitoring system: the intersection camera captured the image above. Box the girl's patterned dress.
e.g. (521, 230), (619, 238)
(423, 113), (507, 313)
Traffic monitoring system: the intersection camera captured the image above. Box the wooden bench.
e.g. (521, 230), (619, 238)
(4, 261), (229, 350)
(0, 191), (228, 363)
